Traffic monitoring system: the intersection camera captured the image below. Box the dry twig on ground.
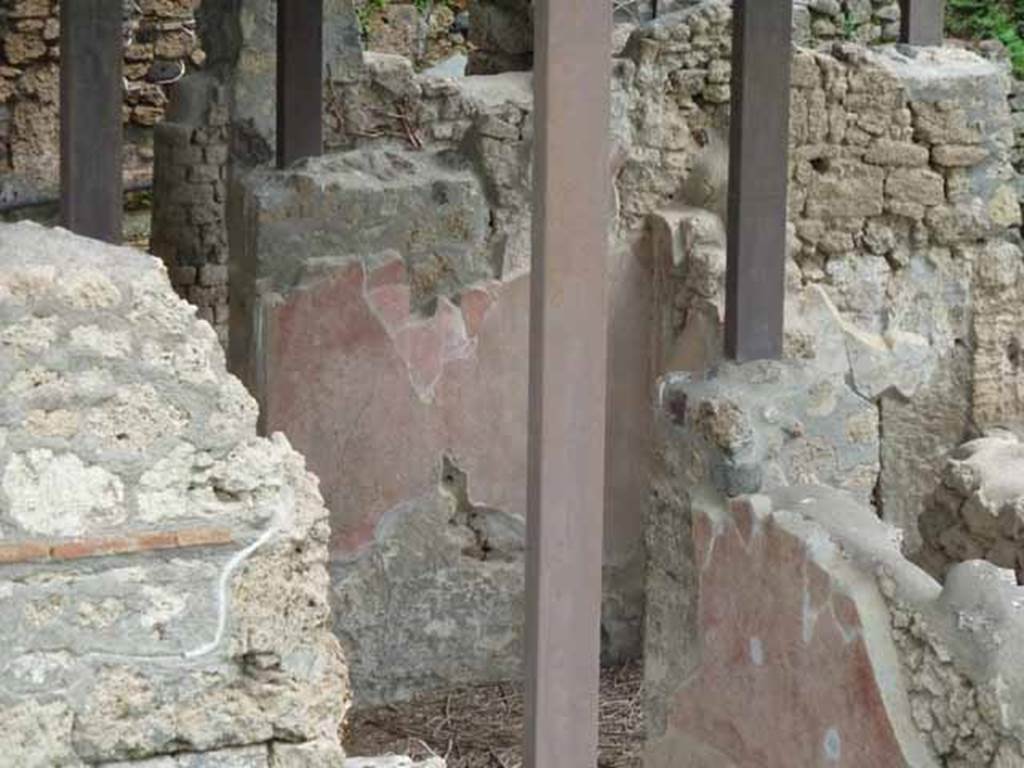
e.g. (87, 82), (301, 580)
(344, 663), (643, 768)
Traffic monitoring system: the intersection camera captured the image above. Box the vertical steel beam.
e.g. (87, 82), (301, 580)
(725, 0), (793, 362)
(900, 0), (944, 46)
(277, 0), (323, 168)
(525, 1), (611, 767)
(60, 0), (123, 244)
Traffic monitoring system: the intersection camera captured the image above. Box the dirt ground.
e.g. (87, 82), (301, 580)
(343, 663), (643, 767)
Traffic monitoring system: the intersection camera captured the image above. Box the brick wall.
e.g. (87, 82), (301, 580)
(150, 74), (229, 343)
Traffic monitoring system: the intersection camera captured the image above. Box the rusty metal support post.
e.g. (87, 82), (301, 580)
(900, 0), (944, 46)
(276, 0), (324, 168)
(724, 0), (793, 362)
(60, 0), (123, 243)
(524, 1), (611, 767)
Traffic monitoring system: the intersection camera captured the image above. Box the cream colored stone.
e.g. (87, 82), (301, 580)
(2, 450), (126, 536)
(988, 184), (1022, 228)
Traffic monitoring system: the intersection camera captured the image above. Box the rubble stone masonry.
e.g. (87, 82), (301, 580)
(0, 0), (203, 208)
(0, 221), (349, 766)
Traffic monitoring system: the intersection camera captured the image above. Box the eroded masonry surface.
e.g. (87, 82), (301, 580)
(0, 222), (349, 766)
(10, 0), (1024, 765)
(221, 1), (1024, 706)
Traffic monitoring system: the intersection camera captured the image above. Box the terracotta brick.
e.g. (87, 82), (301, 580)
(51, 536), (137, 561)
(175, 527), (234, 549)
(0, 540), (51, 564)
(133, 530), (180, 551)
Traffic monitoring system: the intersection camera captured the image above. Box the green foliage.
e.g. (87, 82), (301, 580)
(355, 0), (388, 35)
(354, 0), (444, 35)
(947, 0), (1024, 77)
(840, 9), (859, 40)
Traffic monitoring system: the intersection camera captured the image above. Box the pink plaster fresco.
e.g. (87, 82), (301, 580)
(668, 498), (906, 767)
(259, 240), (654, 609)
(263, 257), (529, 553)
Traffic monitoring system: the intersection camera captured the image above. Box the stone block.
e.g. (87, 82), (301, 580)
(885, 167), (946, 207)
(932, 143), (989, 167)
(863, 138), (930, 167)
(804, 160), (884, 218)
(4, 31), (47, 65)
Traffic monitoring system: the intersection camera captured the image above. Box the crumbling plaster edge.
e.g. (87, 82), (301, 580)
(754, 485), (1024, 762)
(747, 488), (941, 767)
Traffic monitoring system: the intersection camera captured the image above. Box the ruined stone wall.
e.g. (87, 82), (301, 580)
(228, 51), (633, 702)
(918, 432), (1024, 582)
(793, 0), (902, 45)
(224, 1), (1024, 705)
(0, 221), (349, 766)
(642, 6), (1021, 552)
(0, 0), (204, 209)
(465, 0), (902, 75)
(195, 0), (363, 165)
(645, 364), (1024, 765)
(789, 43), (1019, 550)
(354, 1), (470, 69)
(149, 0), (363, 344)
(637, 15), (1024, 764)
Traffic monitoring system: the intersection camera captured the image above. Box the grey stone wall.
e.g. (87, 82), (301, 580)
(196, 0), (363, 165)
(0, 221), (349, 766)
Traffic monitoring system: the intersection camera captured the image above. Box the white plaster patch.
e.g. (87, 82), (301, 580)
(823, 726), (841, 762)
(2, 652), (73, 689)
(69, 325), (132, 358)
(0, 265), (57, 303)
(24, 409), (80, 439)
(77, 598), (125, 630)
(140, 586), (188, 637)
(802, 588), (817, 645)
(57, 268), (121, 309)
(0, 316), (58, 356)
(2, 450), (126, 536)
(749, 636), (764, 666)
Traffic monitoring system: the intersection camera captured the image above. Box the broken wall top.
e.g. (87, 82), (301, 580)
(648, 357), (1024, 765)
(194, 0), (364, 163)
